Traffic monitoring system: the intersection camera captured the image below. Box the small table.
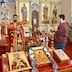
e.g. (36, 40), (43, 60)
(1, 52), (72, 72)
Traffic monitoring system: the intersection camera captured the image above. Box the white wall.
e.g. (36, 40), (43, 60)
(61, 0), (71, 23)
(8, 0), (16, 4)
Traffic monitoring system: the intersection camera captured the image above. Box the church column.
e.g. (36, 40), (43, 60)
(39, 1), (41, 28)
(58, 1), (62, 15)
(50, 0), (52, 25)
(29, 1), (32, 28)
(16, 0), (19, 21)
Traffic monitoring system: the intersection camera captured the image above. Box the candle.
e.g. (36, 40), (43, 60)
(33, 19), (37, 25)
(5, 25), (7, 34)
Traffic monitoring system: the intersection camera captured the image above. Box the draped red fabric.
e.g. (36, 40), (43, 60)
(7, 22), (24, 52)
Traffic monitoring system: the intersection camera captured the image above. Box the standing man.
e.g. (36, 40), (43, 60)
(8, 14), (24, 52)
(55, 14), (68, 50)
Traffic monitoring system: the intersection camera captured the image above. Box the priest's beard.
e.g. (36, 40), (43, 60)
(13, 20), (17, 22)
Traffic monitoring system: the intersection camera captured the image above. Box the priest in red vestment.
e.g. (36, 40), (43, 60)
(8, 14), (25, 52)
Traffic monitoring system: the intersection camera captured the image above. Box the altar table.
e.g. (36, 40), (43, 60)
(1, 52), (72, 72)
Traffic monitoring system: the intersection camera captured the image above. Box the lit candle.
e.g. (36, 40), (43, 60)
(5, 25), (7, 34)
(33, 19), (37, 25)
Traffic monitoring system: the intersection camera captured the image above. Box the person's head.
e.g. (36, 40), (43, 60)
(58, 14), (65, 23)
(45, 4), (47, 7)
(13, 14), (18, 22)
(23, 3), (25, 6)
(54, 5), (56, 8)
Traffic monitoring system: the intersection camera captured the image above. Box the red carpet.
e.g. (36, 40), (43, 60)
(0, 59), (2, 72)
(0, 38), (72, 72)
(65, 38), (72, 59)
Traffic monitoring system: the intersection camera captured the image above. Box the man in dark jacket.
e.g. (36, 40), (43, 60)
(55, 14), (68, 50)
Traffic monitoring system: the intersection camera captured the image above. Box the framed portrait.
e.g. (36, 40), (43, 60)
(0, 3), (10, 24)
(19, 2), (29, 24)
(29, 46), (51, 66)
(54, 49), (70, 62)
(41, 4), (50, 24)
(51, 4), (58, 24)
(8, 51), (31, 72)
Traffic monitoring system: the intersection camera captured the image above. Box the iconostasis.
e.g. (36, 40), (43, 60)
(0, 0), (16, 36)
(16, 0), (61, 33)
(0, 0), (16, 24)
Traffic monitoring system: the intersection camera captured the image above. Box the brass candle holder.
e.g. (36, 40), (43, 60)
(50, 30), (55, 50)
